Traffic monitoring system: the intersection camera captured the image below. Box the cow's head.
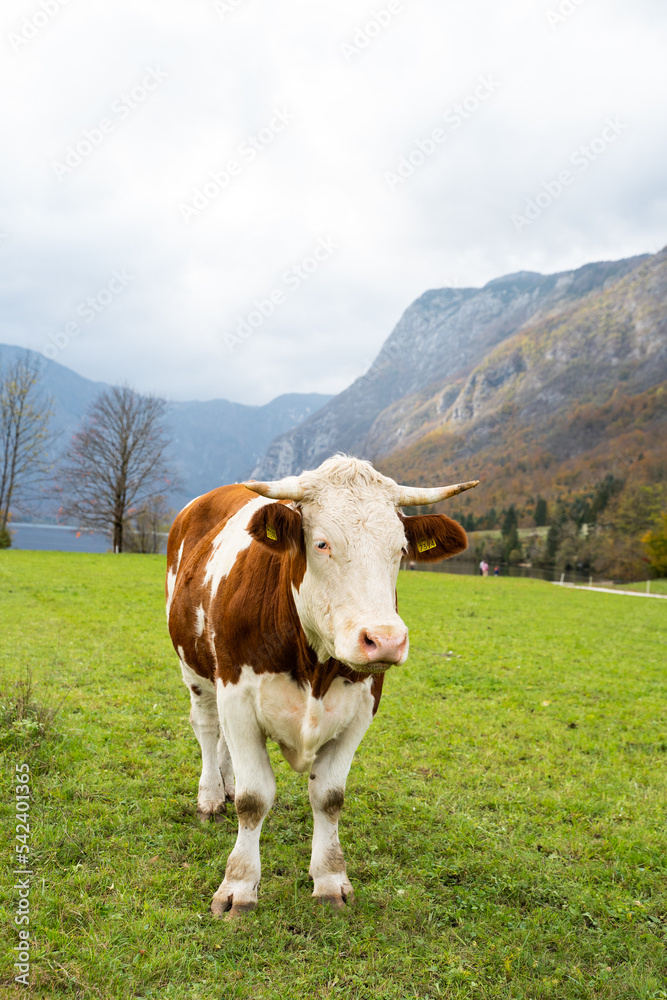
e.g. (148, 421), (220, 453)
(245, 457), (478, 673)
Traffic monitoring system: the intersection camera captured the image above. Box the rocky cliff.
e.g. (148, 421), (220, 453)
(377, 249), (667, 515)
(253, 254), (649, 479)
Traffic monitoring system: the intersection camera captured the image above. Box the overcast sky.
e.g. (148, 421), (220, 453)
(1, 0), (666, 405)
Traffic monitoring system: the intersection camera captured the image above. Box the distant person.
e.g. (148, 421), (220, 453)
(479, 559), (485, 576)
(493, 565), (499, 576)
(481, 559), (489, 576)
(409, 560), (415, 571)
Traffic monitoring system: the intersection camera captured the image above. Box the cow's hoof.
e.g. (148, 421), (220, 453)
(211, 893), (256, 919)
(227, 900), (256, 920)
(318, 891), (353, 911)
(197, 805), (226, 824)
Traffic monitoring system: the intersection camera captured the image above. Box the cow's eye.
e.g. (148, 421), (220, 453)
(314, 540), (329, 552)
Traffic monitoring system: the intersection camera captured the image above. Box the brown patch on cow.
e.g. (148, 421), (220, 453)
(190, 684), (201, 696)
(167, 485), (257, 684)
(209, 512), (316, 685)
(168, 484), (252, 572)
(400, 513), (468, 562)
(323, 842), (346, 875)
(225, 853), (256, 884)
(168, 546), (217, 684)
(289, 543), (307, 592)
(322, 788), (345, 820)
(235, 792), (266, 829)
(310, 658), (373, 700)
(370, 673), (384, 715)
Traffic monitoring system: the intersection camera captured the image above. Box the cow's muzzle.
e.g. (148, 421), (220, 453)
(356, 626), (408, 668)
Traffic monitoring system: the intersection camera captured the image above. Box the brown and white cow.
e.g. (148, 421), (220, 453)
(166, 456), (477, 917)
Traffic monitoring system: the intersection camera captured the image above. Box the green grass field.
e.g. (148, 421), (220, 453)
(1, 552), (665, 1000)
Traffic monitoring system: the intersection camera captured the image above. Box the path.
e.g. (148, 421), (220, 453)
(552, 582), (667, 599)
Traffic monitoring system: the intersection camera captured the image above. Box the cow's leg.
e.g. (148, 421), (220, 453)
(308, 685), (374, 909)
(217, 730), (235, 803)
(180, 662), (231, 821)
(211, 678), (276, 918)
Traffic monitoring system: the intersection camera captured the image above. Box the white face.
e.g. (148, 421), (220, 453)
(291, 490), (409, 671)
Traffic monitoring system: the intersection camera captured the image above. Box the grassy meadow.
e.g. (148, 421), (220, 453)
(0, 551), (666, 999)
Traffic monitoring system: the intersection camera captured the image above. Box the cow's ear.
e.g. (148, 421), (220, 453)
(401, 513), (468, 562)
(247, 502), (303, 552)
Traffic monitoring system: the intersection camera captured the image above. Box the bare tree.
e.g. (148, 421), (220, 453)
(58, 386), (175, 553)
(123, 494), (173, 554)
(0, 353), (55, 540)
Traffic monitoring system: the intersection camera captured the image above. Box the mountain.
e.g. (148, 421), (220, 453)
(0, 344), (330, 511)
(376, 249), (667, 517)
(166, 393), (330, 502)
(252, 254), (650, 479)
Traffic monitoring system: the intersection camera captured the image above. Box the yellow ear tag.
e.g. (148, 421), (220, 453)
(266, 525), (278, 541)
(417, 538), (437, 553)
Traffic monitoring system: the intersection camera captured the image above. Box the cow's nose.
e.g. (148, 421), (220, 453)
(359, 627), (408, 664)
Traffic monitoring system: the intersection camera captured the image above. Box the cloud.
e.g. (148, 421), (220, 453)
(0, 0), (665, 404)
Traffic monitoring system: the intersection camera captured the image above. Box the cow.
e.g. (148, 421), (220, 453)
(166, 456), (478, 917)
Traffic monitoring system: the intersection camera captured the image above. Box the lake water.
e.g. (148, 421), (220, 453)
(7, 523), (110, 553)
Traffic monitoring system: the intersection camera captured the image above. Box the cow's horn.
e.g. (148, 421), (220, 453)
(244, 476), (304, 501)
(394, 480), (480, 506)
